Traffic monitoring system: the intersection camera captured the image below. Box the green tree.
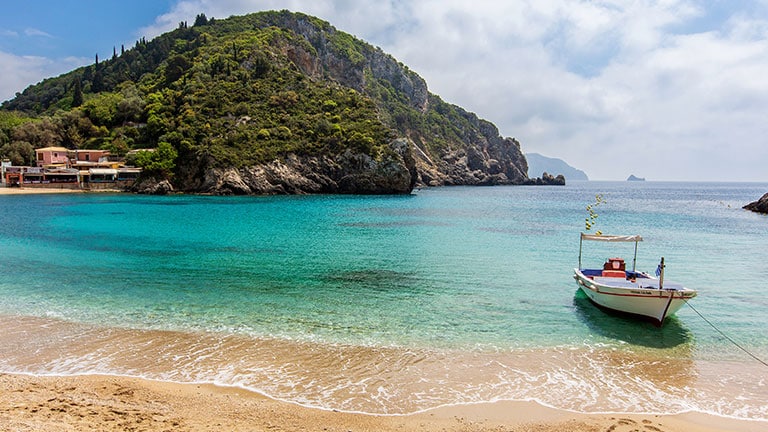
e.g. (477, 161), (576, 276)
(72, 79), (83, 107)
(194, 13), (209, 26)
(82, 92), (122, 126)
(116, 87), (145, 124)
(105, 135), (131, 157)
(0, 111), (35, 144)
(91, 70), (104, 93)
(0, 141), (35, 166)
(165, 54), (192, 85)
(12, 118), (61, 148)
(132, 141), (178, 177)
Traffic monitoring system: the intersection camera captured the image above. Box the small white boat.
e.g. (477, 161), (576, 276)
(573, 233), (697, 326)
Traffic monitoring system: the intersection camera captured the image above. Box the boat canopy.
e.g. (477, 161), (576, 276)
(580, 233), (643, 242)
(578, 233), (642, 271)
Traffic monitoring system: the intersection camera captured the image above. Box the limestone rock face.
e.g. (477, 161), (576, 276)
(182, 138), (416, 195)
(270, 13), (429, 113)
(412, 122), (529, 187)
(261, 13), (526, 190)
(132, 177), (174, 195)
(744, 193), (768, 214)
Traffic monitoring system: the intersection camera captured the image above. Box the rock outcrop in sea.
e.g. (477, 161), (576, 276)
(743, 193), (768, 214)
(524, 172), (566, 186)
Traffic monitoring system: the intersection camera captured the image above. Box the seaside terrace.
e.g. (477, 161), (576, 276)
(2, 148), (142, 190)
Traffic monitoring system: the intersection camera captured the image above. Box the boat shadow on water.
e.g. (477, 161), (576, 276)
(572, 290), (694, 349)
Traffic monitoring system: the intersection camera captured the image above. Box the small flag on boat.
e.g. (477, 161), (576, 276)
(655, 262), (662, 277)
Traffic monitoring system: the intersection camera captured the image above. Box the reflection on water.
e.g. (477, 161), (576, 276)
(572, 289), (694, 349)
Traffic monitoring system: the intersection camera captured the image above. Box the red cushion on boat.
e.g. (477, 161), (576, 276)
(601, 270), (626, 278)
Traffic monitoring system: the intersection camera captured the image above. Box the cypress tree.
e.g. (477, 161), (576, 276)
(194, 13), (209, 26)
(92, 70), (103, 93)
(72, 79), (83, 107)
(82, 64), (93, 82)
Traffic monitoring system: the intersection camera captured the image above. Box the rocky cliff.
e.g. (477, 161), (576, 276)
(238, 11), (529, 191)
(175, 138), (416, 195)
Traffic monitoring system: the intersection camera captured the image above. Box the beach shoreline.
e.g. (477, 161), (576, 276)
(0, 186), (130, 196)
(0, 373), (764, 432)
(0, 186), (87, 195)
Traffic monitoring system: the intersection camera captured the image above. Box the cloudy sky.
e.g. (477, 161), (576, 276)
(2, 0), (767, 181)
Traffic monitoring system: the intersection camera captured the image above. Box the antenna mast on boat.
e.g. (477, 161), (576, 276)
(658, 257), (665, 289)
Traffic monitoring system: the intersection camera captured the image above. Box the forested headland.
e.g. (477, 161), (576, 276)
(1, 11), (535, 194)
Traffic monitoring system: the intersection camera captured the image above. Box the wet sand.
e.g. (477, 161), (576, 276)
(0, 373), (764, 432)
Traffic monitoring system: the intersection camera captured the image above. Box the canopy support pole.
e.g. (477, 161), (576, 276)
(632, 239), (639, 272)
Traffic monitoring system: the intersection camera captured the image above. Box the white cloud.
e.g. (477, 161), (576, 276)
(0, 52), (88, 103)
(24, 28), (53, 38)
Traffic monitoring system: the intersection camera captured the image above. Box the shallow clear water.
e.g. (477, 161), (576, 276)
(1, 182), (767, 418)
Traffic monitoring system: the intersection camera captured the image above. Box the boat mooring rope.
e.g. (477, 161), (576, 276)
(684, 299), (768, 368)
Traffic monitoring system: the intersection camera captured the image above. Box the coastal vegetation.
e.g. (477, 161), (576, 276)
(1, 10), (530, 194)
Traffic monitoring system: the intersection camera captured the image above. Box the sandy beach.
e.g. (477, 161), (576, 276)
(0, 186), (127, 196)
(0, 373), (763, 432)
(0, 186), (85, 195)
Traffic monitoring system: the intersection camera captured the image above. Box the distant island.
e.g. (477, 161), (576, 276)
(627, 175), (646, 181)
(525, 153), (588, 181)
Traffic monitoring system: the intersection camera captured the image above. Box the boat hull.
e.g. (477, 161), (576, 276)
(573, 269), (697, 326)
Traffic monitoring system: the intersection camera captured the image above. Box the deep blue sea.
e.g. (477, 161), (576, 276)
(1, 182), (767, 419)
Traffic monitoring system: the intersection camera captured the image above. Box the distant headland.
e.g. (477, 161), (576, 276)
(526, 153), (588, 181)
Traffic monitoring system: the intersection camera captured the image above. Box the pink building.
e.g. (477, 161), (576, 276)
(35, 147), (70, 167)
(73, 149), (110, 163)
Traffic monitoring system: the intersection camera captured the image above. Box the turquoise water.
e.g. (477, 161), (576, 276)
(1, 182), (767, 418)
